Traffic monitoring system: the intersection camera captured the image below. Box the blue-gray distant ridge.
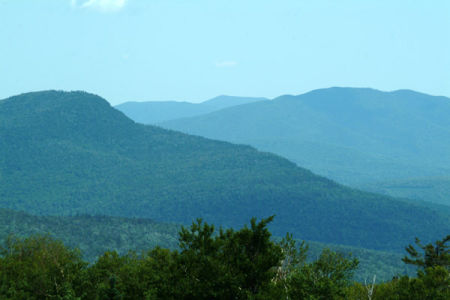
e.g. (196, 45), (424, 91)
(115, 95), (269, 124)
(159, 87), (450, 205)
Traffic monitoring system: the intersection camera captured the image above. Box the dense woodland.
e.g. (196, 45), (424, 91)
(0, 217), (448, 299)
(0, 209), (179, 262)
(1, 91), (448, 252)
(1, 91), (449, 298)
(0, 208), (414, 282)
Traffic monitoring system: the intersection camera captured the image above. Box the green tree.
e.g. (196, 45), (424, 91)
(137, 247), (181, 300)
(402, 235), (450, 270)
(347, 235), (450, 300)
(288, 249), (359, 300)
(220, 216), (283, 298)
(0, 235), (87, 299)
(396, 235), (450, 300)
(101, 276), (123, 300)
(86, 251), (146, 300)
(176, 219), (227, 299)
(175, 216), (283, 299)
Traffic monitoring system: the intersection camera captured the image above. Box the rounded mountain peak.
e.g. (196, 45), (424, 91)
(0, 90), (134, 141)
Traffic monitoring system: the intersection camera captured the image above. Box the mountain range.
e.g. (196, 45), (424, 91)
(1, 90), (448, 252)
(157, 88), (450, 205)
(115, 95), (268, 124)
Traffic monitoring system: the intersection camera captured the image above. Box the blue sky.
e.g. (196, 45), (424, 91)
(1, 0), (449, 105)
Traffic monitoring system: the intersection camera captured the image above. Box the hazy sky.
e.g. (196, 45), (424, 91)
(1, 0), (449, 105)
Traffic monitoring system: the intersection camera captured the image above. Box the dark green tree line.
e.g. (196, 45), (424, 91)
(0, 217), (447, 299)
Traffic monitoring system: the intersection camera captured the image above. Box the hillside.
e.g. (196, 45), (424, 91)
(1, 90), (448, 252)
(0, 208), (413, 281)
(160, 88), (450, 189)
(0, 208), (179, 262)
(115, 95), (268, 124)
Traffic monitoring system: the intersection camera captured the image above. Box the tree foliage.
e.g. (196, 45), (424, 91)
(402, 235), (450, 270)
(0, 235), (87, 299)
(0, 218), (447, 299)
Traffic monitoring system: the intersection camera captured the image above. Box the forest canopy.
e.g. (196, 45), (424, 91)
(0, 217), (448, 300)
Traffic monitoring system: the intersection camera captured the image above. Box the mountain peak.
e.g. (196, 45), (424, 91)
(1, 90), (111, 110)
(0, 90), (134, 141)
(2, 89), (449, 251)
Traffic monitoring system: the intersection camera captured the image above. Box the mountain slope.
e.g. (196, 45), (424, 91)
(1, 90), (448, 251)
(160, 88), (450, 187)
(0, 208), (179, 262)
(115, 95), (268, 124)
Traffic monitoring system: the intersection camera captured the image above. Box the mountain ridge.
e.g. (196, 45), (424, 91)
(1, 90), (448, 252)
(115, 95), (269, 124)
(159, 87), (450, 190)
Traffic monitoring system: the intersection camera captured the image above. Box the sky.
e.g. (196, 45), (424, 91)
(0, 0), (449, 105)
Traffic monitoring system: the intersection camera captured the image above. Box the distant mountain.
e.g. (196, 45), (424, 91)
(115, 95), (268, 124)
(0, 208), (413, 281)
(160, 88), (450, 188)
(359, 177), (450, 206)
(202, 95), (268, 109)
(1, 90), (448, 252)
(115, 101), (216, 124)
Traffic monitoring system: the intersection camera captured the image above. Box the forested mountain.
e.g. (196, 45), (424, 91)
(160, 88), (450, 189)
(0, 208), (412, 282)
(1, 90), (448, 252)
(115, 95), (268, 124)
